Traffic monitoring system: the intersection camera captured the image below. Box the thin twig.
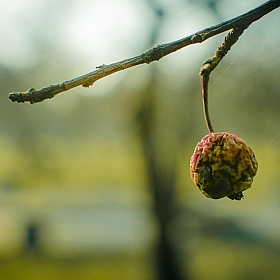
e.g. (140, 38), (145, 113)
(8, 0), (280, 104)
(200, 27), (247, 133)
(201, 75), (214, 133)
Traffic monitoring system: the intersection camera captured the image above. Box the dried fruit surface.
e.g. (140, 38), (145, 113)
(190, 132), (258, 200)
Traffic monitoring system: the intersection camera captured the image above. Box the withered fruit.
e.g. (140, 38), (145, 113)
(190, 132), (258, 200)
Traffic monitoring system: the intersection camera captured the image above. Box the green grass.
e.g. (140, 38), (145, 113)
(0, 255), (155, 280)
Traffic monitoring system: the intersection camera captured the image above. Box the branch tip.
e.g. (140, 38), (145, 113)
(8, 84), (64, 104)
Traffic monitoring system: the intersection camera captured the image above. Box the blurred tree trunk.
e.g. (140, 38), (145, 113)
(136, 75), (189, 280)
(135, 2), (190, 279)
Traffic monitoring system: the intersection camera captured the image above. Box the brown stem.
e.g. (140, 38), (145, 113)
(199, 27), (248, 133)
(202, 75), (214, 133)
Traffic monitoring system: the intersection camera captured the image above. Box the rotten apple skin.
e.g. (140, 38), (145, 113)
(190, 132), (258, 200)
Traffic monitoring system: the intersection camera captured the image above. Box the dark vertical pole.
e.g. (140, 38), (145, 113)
(137, 77), (188, 279)
(134, 2), (190, 278)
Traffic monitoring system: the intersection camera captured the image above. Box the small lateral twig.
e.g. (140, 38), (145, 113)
(8, 0), (280, 104)
(199, 27), (247, 133)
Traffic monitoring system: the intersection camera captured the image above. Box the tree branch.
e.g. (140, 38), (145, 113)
(8, 0), (280, 104)
(200, 27), (247, 133)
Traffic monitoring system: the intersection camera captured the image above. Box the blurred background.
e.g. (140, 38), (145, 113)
(0, 0), (280, 279)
